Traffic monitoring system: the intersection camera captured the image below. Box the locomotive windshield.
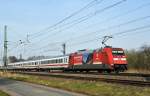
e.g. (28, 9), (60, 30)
(112, 50), (124, 55)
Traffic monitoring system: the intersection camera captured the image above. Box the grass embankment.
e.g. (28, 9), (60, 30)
(127, 69), (150, 74)
(0, 90), (10, 96)
(0, 72), (150, 96)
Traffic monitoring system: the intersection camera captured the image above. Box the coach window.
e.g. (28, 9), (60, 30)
(63, 58), (65, 63)
(45, 61), (47, 64)
(57, 59), (59, 63)
(61, 59), (62, 63)
(56, 59), (58, 63)
(55, 59), (57, 63)
(50, 60), (52, 63)
(65, 58), (67, 63)
(48, 60), (50, 64)
(60, 59), (62, 63)
(59, 59), (61, 63)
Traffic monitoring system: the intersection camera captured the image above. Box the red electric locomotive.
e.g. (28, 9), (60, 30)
(67, 46), (127, 73)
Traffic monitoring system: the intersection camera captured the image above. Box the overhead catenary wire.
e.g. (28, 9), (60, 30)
(116, 29), (150, 38)
(30, 0), (126, 46)
(69, 24), (150, 47)
(29, 0), (104, 44)
(64, 1), (150, 43)
(27, 0), (125, 53)
(29, 0), (103, 39)
(83, 1), (150, 30)
(112, 25), (150, 36)
(64, 15), (150, 43)
(29, 42), (63, 52)
(10, 0), (149, 53)
(26, 0), (150, 54)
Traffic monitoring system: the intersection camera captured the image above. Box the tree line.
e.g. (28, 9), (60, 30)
(126, 45), (150, 70)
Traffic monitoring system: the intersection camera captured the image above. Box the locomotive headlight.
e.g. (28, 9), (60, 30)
(121, 58), (126, 60)
(111, 64), (114, 66)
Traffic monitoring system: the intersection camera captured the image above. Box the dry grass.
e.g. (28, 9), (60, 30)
(127, 69), (150, 74)
(0, 90), (10, 96)
(0, 71), (150, 96)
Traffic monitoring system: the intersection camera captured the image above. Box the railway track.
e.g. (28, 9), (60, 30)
(62, 71), (150, 77)
(10, 71), (150, 87)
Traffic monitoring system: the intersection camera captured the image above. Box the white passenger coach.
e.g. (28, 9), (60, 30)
(7, 55), (69, 71)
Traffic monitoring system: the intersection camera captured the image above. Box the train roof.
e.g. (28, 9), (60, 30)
(8, 55), (69, 65)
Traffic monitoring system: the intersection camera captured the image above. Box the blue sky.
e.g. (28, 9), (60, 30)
(0, 0), (150, 60)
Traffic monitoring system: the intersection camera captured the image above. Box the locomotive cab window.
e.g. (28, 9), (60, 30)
(112, 50), (124, 55)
